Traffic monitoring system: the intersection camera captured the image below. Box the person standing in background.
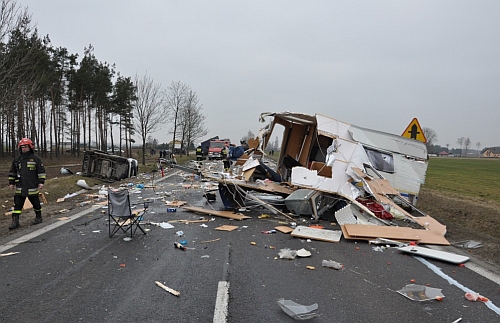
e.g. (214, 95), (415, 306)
(8, 138), (46, 230)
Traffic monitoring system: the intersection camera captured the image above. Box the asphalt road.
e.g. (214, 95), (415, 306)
(1, 170), (500, 323)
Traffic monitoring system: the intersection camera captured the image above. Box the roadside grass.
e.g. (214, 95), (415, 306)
(423, 158), (500, 204)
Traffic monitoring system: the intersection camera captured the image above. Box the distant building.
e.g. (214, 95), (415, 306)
(438, 151), (449, 157)
(480, 147), (500, 158)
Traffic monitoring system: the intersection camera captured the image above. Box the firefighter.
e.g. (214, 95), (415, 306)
(196, 145), (203, 161)
(221, 143), (230, 172)
(8, 138), (46, 230)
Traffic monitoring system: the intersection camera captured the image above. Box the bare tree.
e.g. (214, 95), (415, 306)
(476, 141), (481, 157)
(133, 73), (166, 165)
(165, 81), (188, 153)
(464, 137), (471, 157)
(178, 89), (207, 155)
(241, 130), (255, 143)
(457, 137), (464, 157)
(422, 127), (437, 154)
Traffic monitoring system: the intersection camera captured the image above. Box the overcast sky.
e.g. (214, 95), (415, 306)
(19, 0), (500, 149)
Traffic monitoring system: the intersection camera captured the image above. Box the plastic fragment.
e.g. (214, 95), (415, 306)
(174, 242), (186, 250)
(397, 284), (445, 301)
(277, 298), (318, 320)
(278, 248), (297, 260)
(465, 292), (489, 302)
(322, 259), (344, 270)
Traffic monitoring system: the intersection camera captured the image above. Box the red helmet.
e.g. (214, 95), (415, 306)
(18, 138), (34, 149)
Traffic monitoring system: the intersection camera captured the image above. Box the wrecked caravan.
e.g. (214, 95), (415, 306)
(258, 112), (428, 205)
(209, 112), (446, 241)
(81, 150), (138, 181)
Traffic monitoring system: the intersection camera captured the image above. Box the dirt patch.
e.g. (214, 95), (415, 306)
(418, 187), (500, 268)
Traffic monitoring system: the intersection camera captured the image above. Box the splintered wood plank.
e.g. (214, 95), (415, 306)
(155, 281), (180, 296)
(291, 225), (342, 243)
(182, 206), (251, 220)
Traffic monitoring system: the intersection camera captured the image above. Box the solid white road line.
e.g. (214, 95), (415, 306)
(213, 281), (230, 323)
(0, 205), (100, 254)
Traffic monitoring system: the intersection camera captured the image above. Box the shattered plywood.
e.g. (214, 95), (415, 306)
(291, 225), (342, 243)
(182, 206), (251, 220)
(351, 167), (447, 236)
(342, 224), (450, 245)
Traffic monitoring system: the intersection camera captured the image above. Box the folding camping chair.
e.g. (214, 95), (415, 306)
(108, 189), (149, 238)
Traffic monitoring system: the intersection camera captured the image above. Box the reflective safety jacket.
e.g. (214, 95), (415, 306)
(8, 151), (46, 197)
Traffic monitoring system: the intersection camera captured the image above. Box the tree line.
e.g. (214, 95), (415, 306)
(0, 0), (207, 164)
(423, 127), (482, 157)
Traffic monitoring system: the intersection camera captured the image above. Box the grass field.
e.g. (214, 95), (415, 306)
(423, 157), (500, 204)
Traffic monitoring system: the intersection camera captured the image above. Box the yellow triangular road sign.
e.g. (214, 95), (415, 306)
(402, 118), (427, 143)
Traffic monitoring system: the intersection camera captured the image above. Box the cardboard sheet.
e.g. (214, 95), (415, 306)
(275, 226), (294, 234)
(165, 200), (187, 207)
(215, 225), (239, 231)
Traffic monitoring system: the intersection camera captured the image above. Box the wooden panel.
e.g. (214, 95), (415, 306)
(344, 224), (449, 245)
(182, 206), (251, 220)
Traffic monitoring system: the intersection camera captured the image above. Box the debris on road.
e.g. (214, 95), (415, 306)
(397, 245), (470, 264)
(397, 284), (445, 301)
(277, 298), (318, 320)
(0, 251), (20, 257)
(291, 226), (342, 243)
(464, 292), (489, 302)
(322, 259), (344, 270)
(155, 281), (180, 297)
(215, 225), (239, 231)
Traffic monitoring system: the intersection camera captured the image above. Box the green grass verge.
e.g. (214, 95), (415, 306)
(423, 158), (500, 204)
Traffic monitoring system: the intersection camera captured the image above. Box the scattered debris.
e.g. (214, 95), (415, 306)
(151, 222), (175, 229)
(278, 248), (297, 260)
(277, 298), (318, 320)
(296, 248), (312, 257)
(0, 252), (20, 257)
(77, 179), (92, 190)
(155, 281), (180, 297)
(182, 206), (251, 220)
(398, 245), (470, 264)
(397, 284), (445, 301)
(201, 238), (221, 244)
(306, 266), (315, 270)
(173, 242), (187, 250)
(464, 292), (489, 302)
(322, 259), (344, 270)
(275, 226), (294, 234)
(60, 167), (74, 175)
(291, 226), (342, 243)
(452, 240), (483, 249)
(215, 225), (239, 231)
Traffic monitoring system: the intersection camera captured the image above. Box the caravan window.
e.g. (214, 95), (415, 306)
(365, 148), (394, 173)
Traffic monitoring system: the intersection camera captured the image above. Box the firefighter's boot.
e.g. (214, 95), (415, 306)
(9, 214), (20, 230)
(32, 212), (42, 225)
